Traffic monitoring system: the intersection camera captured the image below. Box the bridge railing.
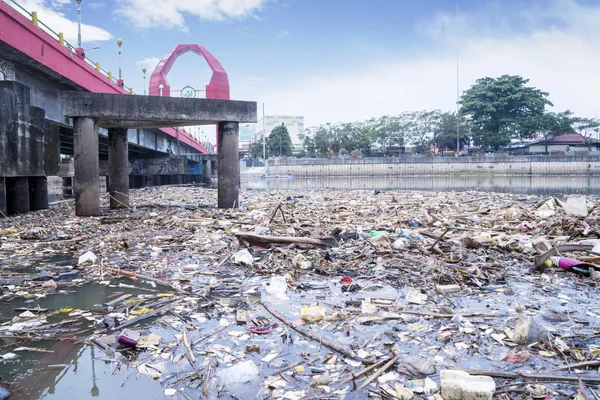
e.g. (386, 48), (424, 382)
(2, 0), (211, 153)
(2, 0), (134, 94)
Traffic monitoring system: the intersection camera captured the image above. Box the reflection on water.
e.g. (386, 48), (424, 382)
(0, 282), (165, 400)
(243, 175), (600, 195)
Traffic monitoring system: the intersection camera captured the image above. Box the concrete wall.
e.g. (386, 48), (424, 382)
(267, 155), (600, 176)
(0, 81), (47, 176)
(529, 144), (592, 153)
(14, 66), (66, 124)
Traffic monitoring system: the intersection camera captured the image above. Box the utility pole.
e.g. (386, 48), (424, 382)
(456, 4), (460, 157)
(262, 103), (266, 160)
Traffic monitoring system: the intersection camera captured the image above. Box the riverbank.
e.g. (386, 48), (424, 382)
(266, 155), (600, 176)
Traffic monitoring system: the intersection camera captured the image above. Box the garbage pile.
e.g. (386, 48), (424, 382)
(1, 187), (600, 399)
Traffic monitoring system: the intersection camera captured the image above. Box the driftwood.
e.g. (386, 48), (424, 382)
(263, 301), (358, 360)
(268, 202), (286, 224)
(399, 309), (500, 319)
(466, 369), (600, 384)
(110, 297), (181, 331)
(104, 266), (184, 293)
(236, 233), (339, 248)
(553, 360), (600, 371)
(355, 355), (399, 391)
(337, 355), (394, 386)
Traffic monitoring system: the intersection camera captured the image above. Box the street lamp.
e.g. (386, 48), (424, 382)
(142, 67), (147, 95)
(159, 84), (163, 96)
(116, 38), (123, 80)
(76, 0), (82, 49)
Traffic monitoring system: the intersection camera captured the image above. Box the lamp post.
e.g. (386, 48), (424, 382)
(116, 38), (123, 87)
(159, 84), (163, 96)
(142, 67), (147, 95)
(76, 0), (82, 48)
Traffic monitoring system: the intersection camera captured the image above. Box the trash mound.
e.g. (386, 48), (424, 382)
(0, 188), (599, 399)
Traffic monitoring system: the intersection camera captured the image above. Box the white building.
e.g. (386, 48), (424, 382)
(249, 116), (305, 146)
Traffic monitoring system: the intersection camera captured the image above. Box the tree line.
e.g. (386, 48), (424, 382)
(290, 75), (600, 157)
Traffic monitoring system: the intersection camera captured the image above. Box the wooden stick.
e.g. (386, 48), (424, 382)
(236, 233), (339, 248)
(399, 310), (500, 318)
(269, 356), (321, 377)
(111, 298), (180, 331)
(355, 355), (399, 391)
(553, 360), (600, 371)
(104, 266), (184, 293)
(429, 228), (451, 251)
(268, 202), (283, 224)
(182, 331), (195, 363)
(336, 355), (393, 386)
(465, 369), (600, 384)
(263, 302), (359, 360)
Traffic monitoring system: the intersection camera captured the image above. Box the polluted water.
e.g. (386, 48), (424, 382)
(1, 186), (600, 399)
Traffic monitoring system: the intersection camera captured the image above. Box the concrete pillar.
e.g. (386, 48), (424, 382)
(217, 122), (239, 208)
(62, 177), (73, 197)
(202, 159), (212, 185)
(73, 117), (100, 216)
(6, 177), (30, 214)
(0, 178), (6, 217)
(29, 176), (48, 211)
(108, 128), (129, 209)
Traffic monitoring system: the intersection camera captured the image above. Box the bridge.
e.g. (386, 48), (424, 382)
(0, 0), (256, 216)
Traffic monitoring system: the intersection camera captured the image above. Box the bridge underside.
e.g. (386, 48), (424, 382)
(63, 91), (256, 216)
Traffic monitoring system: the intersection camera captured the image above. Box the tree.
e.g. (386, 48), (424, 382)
(302, 135), (316, 157)
(249, 139), (264, 158)
(574, 117), (600, 151)
(433, 111), (471, 153)
(535, 111), (578, 154)
(460, 75), (553, 150)
(267, 124), (293, 157)
(406, 110), (441, 154)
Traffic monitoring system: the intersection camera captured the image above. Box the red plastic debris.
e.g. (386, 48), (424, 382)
(340, 276), (353, 284)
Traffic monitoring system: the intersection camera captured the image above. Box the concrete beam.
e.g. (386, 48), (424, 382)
(217, 122), (239, 209)
(73, 117), (100, 216)
(63, 92), (257, 128)
(108, 127), (129, 208)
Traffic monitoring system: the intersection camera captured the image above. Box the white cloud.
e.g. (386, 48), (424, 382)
(115, 0), (267, 30)
(253, 0), (600, 127)
(17, 0), (112, 43)
(135, 57), (161, 71)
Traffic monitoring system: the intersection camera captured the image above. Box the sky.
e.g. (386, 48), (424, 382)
(14, 0), (600, 141)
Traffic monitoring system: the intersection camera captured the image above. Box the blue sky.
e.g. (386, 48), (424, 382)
(15, 0), (600, 140)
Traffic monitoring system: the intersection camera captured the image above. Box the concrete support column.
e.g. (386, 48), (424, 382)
(29, 177), (48, 211)
(73, 117), (100, 216)
(108, 127), (130, 209)
(6, 177), (30, 214)
(217, 122), (239, 209)
(202, 159), (212, 186)
(62, 177), (73, 197)
(0, 178), (6, 217)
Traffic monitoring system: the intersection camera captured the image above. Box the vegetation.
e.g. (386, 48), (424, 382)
(249, 124), (293, 158)
(294, 74), (599, 157)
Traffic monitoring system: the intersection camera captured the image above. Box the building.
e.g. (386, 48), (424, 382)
(508, 134), (600, 155)
(249, 116), (305, 147)
(239, 124), (251, 149)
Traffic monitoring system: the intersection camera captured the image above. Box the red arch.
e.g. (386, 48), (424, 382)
(148, 44), (230, 100)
